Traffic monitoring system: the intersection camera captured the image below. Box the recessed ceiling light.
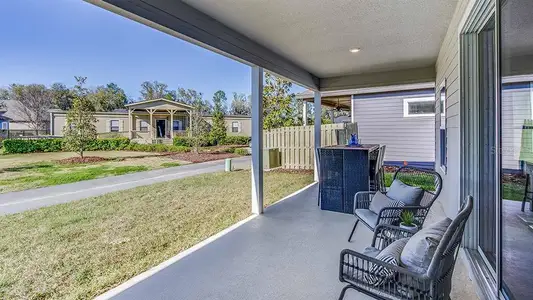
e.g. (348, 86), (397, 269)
(349, 48), (360, 53)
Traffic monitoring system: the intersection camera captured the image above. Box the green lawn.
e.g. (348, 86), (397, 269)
(385, 172), (525, 201)
(0, 170), (313, 300)
(0, 152), (187, 193)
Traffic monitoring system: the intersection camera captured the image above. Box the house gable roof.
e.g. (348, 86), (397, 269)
(125, 98), (194, 110)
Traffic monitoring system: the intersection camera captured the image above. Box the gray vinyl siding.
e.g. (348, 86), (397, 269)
(501, 86), (532, 170)
(435, 0), (469, 218)
(353, 94), (435, 163)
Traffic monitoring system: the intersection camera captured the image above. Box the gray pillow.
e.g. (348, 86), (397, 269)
(386, 179), (424, 206)
(369, 191), (394, 214)
(363, 238), (409, 286)
(400, 218), (452, 274)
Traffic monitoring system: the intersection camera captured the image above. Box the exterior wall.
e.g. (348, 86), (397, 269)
(435, 0), (470, 218)
(51, 114), (129, 136)
(501, 84), (533, 170)
(203, 116), (252, 136)
(352, 91), (436, 165)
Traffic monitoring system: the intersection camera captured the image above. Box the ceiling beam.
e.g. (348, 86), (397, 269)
(319, 66), (436, 91)
(86, 0), (320, 90)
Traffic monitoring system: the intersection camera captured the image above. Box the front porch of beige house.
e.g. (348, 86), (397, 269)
(125, 98), (192, 143)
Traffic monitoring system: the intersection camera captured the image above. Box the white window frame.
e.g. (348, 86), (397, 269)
(173, 120), (183, 131)
(110, 120), (120, 132)
(139, 120), (149, 132)
(1, 122), (7, 130)
(231, 121), (240, 133)
(403, 97), (438, 117)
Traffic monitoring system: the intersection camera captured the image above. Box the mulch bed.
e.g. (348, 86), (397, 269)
(268, 168), (314, 175)
(168, 152), (239, 163)
(502, 173), (526, 184)
(56, 156), (109, 165)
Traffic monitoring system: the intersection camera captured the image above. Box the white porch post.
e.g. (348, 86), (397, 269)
(251, 66), (264, 215)
(350, 96), (356, 124)
(147, 109), (154, 140)
(302, 101), (308, 126)
(314, 91), (321, 181)
(128, 109), (133, 139)
(168, 109), (175, 139)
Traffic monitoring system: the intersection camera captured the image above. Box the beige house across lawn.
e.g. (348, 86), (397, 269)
(49, 98), (251, 143)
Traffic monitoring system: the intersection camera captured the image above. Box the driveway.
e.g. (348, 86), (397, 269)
(0, 156), (251, 215)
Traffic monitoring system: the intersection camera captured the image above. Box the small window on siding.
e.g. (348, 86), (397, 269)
(439, 86), (447, 169)
(110, 120), (119, 132)
(173, 120), (182, 131)
(1, 122), (7, 130)
(403, 97), (436, 117)
(140, 121), (149, 132)
(231, 121), (239, 133)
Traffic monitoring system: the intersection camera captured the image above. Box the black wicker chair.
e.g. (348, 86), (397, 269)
(338, 196), (473, 300)
(348, 166), (442, 242)
(369, 145), (386, 192)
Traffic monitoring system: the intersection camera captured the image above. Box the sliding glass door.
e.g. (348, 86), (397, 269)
(500, 0), (533, 298)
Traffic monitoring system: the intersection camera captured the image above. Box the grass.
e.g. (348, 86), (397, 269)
(385, 171), (525, 201)
(0, 152), (190, 193)
(0, 170), (313, 300)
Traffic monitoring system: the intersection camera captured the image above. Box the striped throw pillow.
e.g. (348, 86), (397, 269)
(363, 238), (409, 286)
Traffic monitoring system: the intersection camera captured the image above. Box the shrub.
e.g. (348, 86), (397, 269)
(86, 138), (130, 151)
(173, 136), (212, 147)
(126, 142), (190, 153)
(3, 139), (63, 154)
(234, 148), (249, 156)
(222, 136), (251, 145)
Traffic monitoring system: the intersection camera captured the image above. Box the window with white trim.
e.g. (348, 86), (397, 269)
(231, 121), (239, 133)
(1, 122), (7, 130)
(173, 120), (182, 131)
(139, 121), (149, 132)
(110, 120), (119, 132)
(403, 97), (436, 117)
(438, 85), (447, 170)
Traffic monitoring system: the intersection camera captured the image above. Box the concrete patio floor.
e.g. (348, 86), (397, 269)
(106, 184), (478, 300)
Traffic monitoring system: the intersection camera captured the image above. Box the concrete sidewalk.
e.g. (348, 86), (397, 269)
(0, 156), (250, 215)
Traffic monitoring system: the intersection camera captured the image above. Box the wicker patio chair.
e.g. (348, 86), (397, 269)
(315, 147), (321, 206)
(348, 166), (442, 242)
(338, 196), (473, 300)
(369, 145), (386, 192)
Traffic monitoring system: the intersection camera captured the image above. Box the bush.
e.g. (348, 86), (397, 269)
(126, 142), (190, 153)
(222, 136), (251, 145)
(173, 136), (212, 147)
(3, 139), (63, 154)
(234, 148), (250, 156)
(86, 138), (130, 151)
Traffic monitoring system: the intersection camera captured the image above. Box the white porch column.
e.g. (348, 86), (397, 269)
(147, 109), (154, 140)
(251, 66), (264, 215)
(314, 91), (321, 181)
(168, 109), (175, 139)
(128, 109), (133, 139)
(350, 96), (356, 124)
(302, 101), (308, 126)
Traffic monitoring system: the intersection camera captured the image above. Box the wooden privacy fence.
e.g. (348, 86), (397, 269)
(263, 123), (358, 170)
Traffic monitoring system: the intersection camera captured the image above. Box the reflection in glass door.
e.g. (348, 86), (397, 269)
(500, 0), (533, 299)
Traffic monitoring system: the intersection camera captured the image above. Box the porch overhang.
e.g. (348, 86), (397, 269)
(85, 0), (455, 91)
(125, 98), (194, 111)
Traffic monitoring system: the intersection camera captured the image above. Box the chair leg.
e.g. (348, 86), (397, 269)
(338, 285), (353, 300)
(348, 219), (359, 242)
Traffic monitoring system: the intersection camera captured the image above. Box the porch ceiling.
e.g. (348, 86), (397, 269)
(90, 0), (457, 90)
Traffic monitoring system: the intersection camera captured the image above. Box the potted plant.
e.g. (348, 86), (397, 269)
(400, 211), (418, 231)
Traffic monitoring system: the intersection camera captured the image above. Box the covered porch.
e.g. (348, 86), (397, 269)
(125, 98), (193, 143)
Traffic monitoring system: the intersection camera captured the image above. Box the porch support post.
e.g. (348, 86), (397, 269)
(251, 66), (264, 215)
(186, 110), (192, 137)
(128, 109), (133, 139)
(314, 91), (321, 181)
(350, 96), (356, 124)
(147, 109), (155, 140)
(167, 109), (176, 139)
(302, 101), (308, 126)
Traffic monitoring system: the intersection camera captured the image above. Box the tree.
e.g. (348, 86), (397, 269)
(140, 81), (173, 100)
(210, 90), (227, 145)
(0, 88), (8, 111)
(188, 107), (211, 154)
(89, 83), (128, 111)
(63, 77), (98, 159)
(230, 92), (251, 115)
(50, 83), (74, 110)
(262, 72), (296, 130)
(3, 84), (52, 132)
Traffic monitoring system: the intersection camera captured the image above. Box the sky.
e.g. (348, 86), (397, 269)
(0, 0), (304, 102)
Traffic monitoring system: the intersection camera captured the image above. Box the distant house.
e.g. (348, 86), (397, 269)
(297, 83), (437, 169)
(49, 98), (251, 143)
(0, 112), (11, 130)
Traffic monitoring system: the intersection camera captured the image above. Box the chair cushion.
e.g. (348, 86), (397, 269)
(386, 179), (424, 206)
(363, 238), (409, 286)
(400, 218), (452, 274)
(355, 209), (378, 229)
(362, 246), (381, 258)
(369, 191), (394, 214)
